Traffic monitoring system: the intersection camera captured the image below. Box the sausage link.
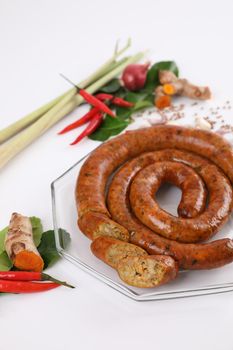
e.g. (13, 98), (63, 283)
(129, 161), (232, 243)
(76, 125), (233, 217)
(130, 229), (233, 270)
(91, 236), (147, 268)
(107, 149), (233, 269)
(91, 236), (178, 288)
(78, 212), (129, 241)
(117, 255), (178, 288)
(76, 126), (233, 270)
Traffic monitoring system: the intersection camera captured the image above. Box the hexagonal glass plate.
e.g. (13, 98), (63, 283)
(51, 149), (233, 301)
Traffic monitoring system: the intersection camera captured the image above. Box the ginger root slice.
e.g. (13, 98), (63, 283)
(159, 70), (178, 84)
(159, 70), (211, 100)
(155, 70), (211, 109)
(5, 213), (44, 272)
(179, 79), (211, 100)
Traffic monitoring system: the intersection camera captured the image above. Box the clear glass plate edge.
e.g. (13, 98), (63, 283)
(60, 249), (233, 301)
(51, 150), (233, 302)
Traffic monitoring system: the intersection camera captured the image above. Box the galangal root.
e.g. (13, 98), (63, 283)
(155, 70), (211, 109)
(5, 213), (44, 272)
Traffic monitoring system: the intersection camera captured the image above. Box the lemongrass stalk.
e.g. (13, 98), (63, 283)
(0, 51), (145, 169)
(0, 59), (123, 144)
(0, 96), (62, 144)
(0, 40), (131, 144)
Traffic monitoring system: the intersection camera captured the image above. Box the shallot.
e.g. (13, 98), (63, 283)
(122, 63), (150, 91)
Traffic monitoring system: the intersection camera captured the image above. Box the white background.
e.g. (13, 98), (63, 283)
(1, 0), (233, 349)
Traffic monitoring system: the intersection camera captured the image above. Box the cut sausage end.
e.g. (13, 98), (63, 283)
(91, 236), (147, 268)
(78, 212), (129, 241)
(117, 255), (178, 288)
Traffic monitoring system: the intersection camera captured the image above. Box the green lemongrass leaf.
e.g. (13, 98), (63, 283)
(115, 101), (153, 121)
(99, 79), (121, 93)
(0, 252), (13, 271)
(125, 92), (154, 110)
(0, 227), (8, 254)
(38, 229), (70, 269)
(145, 61), (179, 91)
(114, 87), (128, 99)
(124, 91), (151, 103)
(89, 116), (129, 141)
(30, 217), (43, 247)
(133, 100), (154, 111)
(115, 92), (154, 121)
(114, 108), (132, 121)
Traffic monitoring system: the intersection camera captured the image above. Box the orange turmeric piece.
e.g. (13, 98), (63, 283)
(163, 84), (176, 96)
(154, 85), (172, 109)
(14, 251), (44, 272)
(5, 213), (44, 272)
(155, 95), (171, 109)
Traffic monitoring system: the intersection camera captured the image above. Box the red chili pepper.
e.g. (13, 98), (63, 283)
(78, 89), (115, 117)
(112, 97), (134, 108)
(95, 93), (134, 108)
(59, 74), (114, 117)
(95, 93), (113, 101)
(0, 271), (74, 288)
(70, 111), (103, 145)
(58, 107), (99, 135)
(0, 280), (60, 293)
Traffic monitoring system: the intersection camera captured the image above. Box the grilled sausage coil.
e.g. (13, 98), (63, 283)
(76, 125), (233, 275)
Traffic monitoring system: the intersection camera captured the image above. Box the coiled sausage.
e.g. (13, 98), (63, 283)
(76, 126), (233, 270)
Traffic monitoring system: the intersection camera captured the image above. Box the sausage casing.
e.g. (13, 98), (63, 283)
(76, 126), (233, 270)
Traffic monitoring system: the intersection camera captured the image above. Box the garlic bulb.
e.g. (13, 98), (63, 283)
(195, 116), (211, 130)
